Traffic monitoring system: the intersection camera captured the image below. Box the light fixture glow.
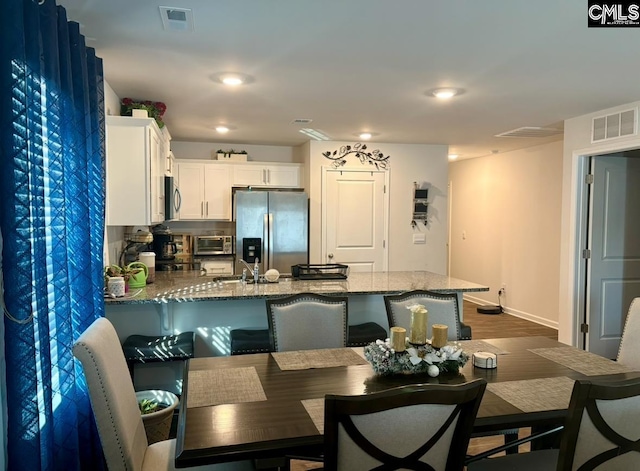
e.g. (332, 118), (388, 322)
(212, 72), (253, 86)
(215, 126), (230, 133)
(222, 76), (243, 86)
(448, 154), (458, 160)
(432, 88), (459, 99)
(359, 132), (373, 140)
(299, 128), (331, 141)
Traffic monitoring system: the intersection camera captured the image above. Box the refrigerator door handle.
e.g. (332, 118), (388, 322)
(268, 213), (274, 269)
(263, 213), (269, 269)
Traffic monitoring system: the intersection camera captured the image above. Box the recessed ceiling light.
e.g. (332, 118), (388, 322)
(448, 154), (458, 160)
(211, 72), (253, 86)
(215, 126), (230, 133)
(353, 132), (379, 140)
(222, 76), (243, 86)
(428, 87), (463, 99)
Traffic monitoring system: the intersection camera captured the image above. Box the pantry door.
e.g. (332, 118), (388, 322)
(322, 169), (389, 272)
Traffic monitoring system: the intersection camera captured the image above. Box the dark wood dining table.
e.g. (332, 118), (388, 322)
(175, 336), (640, 468)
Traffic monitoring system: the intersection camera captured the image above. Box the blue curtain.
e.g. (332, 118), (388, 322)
(0, 0), (106, 469)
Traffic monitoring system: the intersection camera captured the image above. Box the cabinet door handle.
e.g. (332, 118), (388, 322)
(201, 201), (204, 217)
(266, 169), (270, 184)
(262, 169), (267, 184)
(206, 201), (209, 217)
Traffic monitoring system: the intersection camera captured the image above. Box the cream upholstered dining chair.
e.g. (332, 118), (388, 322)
(266, 293), (348, 352)
(383, 290), (471, 341)
(73, 317), (250, 471)
(467, 377), (640, 471)
(322, 379), (487, 471)
(617, 297), (640, 369)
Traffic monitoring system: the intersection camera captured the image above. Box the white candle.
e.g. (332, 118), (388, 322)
(432, 324), (448, 348)
(390, 327), (406, 352)
(409, 306), (428, 345)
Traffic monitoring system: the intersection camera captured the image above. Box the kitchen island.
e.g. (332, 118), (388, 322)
(105, 270), (487, 391)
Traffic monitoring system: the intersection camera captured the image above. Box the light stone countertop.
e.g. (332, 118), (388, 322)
(105, 270), (488, 305)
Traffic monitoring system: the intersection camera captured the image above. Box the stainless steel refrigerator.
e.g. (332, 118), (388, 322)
(234, 190), (309, 276)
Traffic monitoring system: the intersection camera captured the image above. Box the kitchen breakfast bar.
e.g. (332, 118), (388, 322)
(105, 270), (488, 354)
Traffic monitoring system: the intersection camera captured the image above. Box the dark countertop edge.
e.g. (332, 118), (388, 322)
(104, 286), (489, 305)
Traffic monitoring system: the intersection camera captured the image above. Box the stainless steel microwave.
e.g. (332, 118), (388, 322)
(194, 235), (234, 255)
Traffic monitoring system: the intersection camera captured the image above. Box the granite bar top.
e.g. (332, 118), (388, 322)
(105, 270), (489, 305)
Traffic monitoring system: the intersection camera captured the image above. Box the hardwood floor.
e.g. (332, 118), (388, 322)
(289, 302), (558, 470)
(464, 300), (556, 459)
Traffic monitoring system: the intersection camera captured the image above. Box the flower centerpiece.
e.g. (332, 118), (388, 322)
(120, 98), (167, 128)
(365, 304), (469, 377)
(364, 338), (469, 377)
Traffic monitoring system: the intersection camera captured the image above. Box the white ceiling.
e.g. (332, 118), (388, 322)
(58, 0), (639, 159)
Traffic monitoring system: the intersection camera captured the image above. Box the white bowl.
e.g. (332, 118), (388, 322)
(264, 269), (280, 282)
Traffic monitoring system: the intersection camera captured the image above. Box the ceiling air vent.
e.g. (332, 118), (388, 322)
(291, 118), (313, 124)
(495, 127), (563, 138)
(592, 108), (637, 143)
(159, 6), (194, 32)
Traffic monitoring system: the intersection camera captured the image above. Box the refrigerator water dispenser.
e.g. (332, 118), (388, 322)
(242, 237), (262, 263)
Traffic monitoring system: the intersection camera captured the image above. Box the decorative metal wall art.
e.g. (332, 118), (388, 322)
(322, 143), (390, 169)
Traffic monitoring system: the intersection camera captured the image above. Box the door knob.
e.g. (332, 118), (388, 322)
(328, 253), (334, 259)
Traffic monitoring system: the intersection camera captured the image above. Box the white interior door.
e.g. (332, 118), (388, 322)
(323, 169), (388, 272)
(587, 154), (640, 358)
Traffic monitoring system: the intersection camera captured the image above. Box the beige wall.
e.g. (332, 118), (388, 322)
(559, 100), (640, 345)
(304, 141), (450, 273)
(171, 141), (299, 163)
(449, 141), (563, 328)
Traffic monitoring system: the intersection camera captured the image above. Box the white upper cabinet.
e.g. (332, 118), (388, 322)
(176, 161), (231, 221)
(232, 162), (302, 188)
(106, 116), (165, 226)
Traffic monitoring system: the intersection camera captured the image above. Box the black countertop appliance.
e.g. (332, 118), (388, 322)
(151, 224), (178, 270)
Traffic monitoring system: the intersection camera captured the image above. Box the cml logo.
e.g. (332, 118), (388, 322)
(588, 2), (640, 26)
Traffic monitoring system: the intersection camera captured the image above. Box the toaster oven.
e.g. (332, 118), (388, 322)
(193, 235), (234, 255)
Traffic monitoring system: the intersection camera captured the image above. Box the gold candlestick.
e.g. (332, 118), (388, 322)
(390, 327), (406, 352)
(409, 306), (428, 345)
(431, 324), (448, 348)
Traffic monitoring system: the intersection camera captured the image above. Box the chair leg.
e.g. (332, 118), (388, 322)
(504, 431), (519, 454)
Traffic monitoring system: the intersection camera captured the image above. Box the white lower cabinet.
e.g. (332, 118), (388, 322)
(176, 162), (231, 220)
(232, 163), (302, 188)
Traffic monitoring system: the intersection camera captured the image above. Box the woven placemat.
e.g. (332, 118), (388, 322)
(302, 398), (325, 434)
(488, 376), (575, 413)
(187, 367), (267, 408)
(529, 347), (636, 376)
(458, 340), (509, 355)
(272, 348), (368, 371)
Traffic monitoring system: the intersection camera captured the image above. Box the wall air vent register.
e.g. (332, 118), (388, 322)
(591, 108), (637, 143)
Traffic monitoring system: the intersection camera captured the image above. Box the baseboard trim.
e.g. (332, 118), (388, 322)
(463, 294), (559, 330)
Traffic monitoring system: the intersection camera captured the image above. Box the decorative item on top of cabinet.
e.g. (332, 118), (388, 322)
(106, 116), (166, 226)
(214, 149), (248, 162)
(120, 98), (167, 129)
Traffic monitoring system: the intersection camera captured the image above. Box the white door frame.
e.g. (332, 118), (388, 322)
(562, 137), (640, 349)
(321, 166), (390, 271)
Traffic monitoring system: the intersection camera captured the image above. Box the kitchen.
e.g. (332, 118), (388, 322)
(3, 2), (637, 470)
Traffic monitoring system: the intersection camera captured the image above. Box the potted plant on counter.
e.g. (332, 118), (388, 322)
(104, 264), (143, 293)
